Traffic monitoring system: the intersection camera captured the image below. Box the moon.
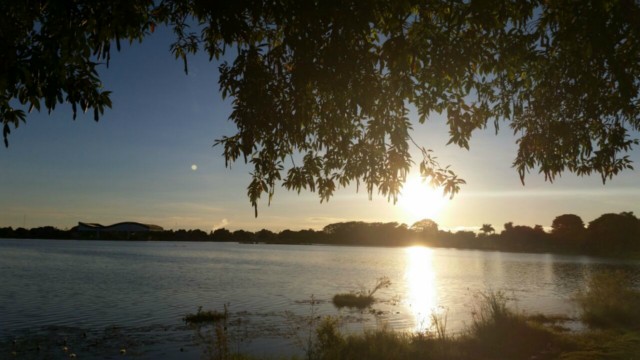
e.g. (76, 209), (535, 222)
(191, 164), (198, 171)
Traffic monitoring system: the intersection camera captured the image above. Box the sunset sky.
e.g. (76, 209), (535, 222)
(1, 27), (639, 232)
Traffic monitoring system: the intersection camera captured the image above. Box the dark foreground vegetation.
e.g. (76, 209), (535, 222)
(180, 271), (640, 360)
(2, 211), (640, 258)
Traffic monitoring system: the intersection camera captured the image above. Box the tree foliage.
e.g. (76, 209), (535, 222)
(2, 211), (639, 254)
(410, 218), (439, 234)
(480, 223), (495, 235)
(2, 1), (640, 215)
(587, 212), (640, 252)
(551, 214), (585, 234)
(551, 214), (585, 244)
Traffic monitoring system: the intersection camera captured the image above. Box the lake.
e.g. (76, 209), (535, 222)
(1, 239), (639, 359)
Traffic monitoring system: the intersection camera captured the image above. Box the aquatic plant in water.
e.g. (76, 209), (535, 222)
(332, 277), (391, 309)
(184, 305), (228, 325)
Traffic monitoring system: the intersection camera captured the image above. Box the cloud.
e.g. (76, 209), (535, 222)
(212, 218), (229, 230)
(306, 216), (345, 224)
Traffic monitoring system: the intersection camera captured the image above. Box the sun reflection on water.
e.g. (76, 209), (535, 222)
(405, 246), (439, 332)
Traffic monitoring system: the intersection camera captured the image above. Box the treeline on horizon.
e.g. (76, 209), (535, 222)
(1, 212), (639, 257)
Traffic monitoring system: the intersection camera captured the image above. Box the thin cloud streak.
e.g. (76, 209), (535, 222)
(462, 188), (639, 198)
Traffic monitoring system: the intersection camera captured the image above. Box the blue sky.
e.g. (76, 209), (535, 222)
(1, 27), (639, 232)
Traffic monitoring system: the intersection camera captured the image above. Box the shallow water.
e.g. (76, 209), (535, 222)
(1, 239), (639, 359)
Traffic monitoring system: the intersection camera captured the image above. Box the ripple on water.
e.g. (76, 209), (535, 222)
(2, 239), (640, 358)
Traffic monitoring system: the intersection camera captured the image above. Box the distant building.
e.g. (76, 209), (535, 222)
(75, 222), (164, 233)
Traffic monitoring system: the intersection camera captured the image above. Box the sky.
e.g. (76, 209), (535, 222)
(1, 27), (639, 233)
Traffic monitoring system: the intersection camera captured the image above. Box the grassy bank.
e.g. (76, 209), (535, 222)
(188, 271), (640, 360)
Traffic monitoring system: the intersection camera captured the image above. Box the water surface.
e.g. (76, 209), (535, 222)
(1, 239), (639, 358)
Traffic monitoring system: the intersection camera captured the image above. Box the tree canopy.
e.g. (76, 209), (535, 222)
(3, 211), (638, 255)
(480, 223), (495, 235)
(2, 1), (639, 215)
(551, 214), (585, 243)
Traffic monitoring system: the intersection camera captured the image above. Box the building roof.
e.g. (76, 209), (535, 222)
(77, 222), (164, 232)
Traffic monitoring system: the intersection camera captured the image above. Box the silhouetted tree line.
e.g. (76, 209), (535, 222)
(1, 212), (638, 256)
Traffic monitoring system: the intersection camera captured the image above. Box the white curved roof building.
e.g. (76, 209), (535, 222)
(76, 222), (163, 232)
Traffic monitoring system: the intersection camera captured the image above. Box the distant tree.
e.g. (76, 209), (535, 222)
(187, 229), (208, 241)
(500, 222), (549, 250)
(211, 228), (233, 242)
(171, 229), (210, 241)
(552, 214), (584, 234)
(30, 226), (69, 240)
(323, 222), (363, 236)
(255, 228), (276, 242)
(232, 229), (255, 243)
(3, 1), (640, 214)
(587, 212), (640, 253)
(323, 222), (366, 244)
(321, 221), (408, 245)
(410, 219), (439, 240)
(277, 228), (324, 244)
(533, 225), (545, 233)
(13, 227), (29, 238)
(551, 214), (585, 247)
(479, 224), (495, 236)
(503, 222), (514, 233)
(447, 230), (478, 248)
(410, 219), (439, 233)
(0, 227), (14, 238)
(368, 222), (409, 246)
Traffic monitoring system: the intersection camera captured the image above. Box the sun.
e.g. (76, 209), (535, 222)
(397, 175), (449, 224)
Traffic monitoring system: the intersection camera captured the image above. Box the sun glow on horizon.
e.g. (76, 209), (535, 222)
(398, 175), (449, 225)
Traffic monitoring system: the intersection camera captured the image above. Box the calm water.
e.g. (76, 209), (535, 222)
(1, 239), (639, 359)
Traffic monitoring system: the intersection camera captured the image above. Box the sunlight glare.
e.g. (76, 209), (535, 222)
(398, 175), (448, 224)
(405, 246), (439, 332)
